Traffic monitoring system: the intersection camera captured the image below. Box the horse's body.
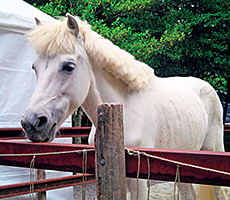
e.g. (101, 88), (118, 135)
(21, 14), (225, 199)
(88, 75), (222, 151)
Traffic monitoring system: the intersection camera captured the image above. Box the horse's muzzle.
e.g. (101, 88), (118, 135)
(21, 109), (56, 142)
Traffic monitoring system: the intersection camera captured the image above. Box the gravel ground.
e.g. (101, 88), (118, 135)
(73, 183), (97, 200)
(72, 180), (172, 200)
(72, 181), (230, 200)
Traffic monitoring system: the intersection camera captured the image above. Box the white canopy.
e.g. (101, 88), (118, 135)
(0, 0), (71, 127)
(0, 2), (73, 199)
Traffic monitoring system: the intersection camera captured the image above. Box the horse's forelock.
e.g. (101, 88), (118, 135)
(26, 19), (78, 57)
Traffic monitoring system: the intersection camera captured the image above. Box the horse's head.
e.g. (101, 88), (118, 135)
(21, 14), (91, 142)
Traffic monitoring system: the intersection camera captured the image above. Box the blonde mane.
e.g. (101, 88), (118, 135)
(26, 17), (154, 90)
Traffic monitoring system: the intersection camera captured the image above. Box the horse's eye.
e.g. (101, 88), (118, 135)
(62, 62), (75, 73)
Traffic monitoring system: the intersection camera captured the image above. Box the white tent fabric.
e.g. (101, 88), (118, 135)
(0, 1), (74, 199)
(0, 0), (53, 33)
(0, 0), (71, 127)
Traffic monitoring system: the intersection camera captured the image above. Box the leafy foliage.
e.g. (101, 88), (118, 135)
(32, 0), (230, 91)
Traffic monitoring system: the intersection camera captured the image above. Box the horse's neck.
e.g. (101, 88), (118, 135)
(95, 64), (128, 99)
(82, 62), (128, 125)
(81, 73), (102, 126)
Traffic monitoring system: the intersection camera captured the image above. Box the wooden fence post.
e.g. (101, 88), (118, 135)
(95, 103), (126, 200)
(72, 107), (83, 200)
(35, 169), (46, 200)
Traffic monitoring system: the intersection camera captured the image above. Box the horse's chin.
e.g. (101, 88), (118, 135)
(42, 135), (55, 142)
(42, 123), (57, 142)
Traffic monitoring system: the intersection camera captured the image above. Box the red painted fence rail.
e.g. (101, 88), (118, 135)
(0, 174), (95, 199)
(0, 141), (95, 173)
(0, 140), (230, 187)
(225, 124), (230, 132)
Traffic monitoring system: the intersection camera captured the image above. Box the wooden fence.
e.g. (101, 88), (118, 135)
(0, 104), (230, 199)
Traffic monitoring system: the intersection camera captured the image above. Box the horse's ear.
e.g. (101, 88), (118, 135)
(34, 17), (42, 26)
(66, 13), (79, 37)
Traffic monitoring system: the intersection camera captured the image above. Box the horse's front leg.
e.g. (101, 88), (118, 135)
(127, 178), (147, 200)
(88, 125), (96, 145)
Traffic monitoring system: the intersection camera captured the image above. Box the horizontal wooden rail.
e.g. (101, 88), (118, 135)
(0, 141), (230, 187)
(0, 127), (91, 139)
(0, 174), (95, 199)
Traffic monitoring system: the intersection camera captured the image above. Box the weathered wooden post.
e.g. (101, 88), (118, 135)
(72, 107), (83, 200)
(35, 169), (46, 200)
(95, 103), (126, 200)
(72, 107), (83, 144)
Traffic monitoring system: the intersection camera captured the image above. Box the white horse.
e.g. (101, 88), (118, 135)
(21, 14), (226, 200)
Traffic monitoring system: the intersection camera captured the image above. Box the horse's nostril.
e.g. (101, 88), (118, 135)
(34, 116), (48, 132)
